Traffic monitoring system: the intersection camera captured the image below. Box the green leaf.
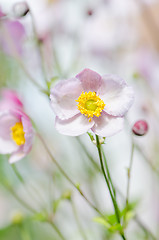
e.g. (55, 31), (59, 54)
(87, 132), (95, 142)
(52, 199), (61, 214)
(93, 216), (124, 233)
(93, 217), (111, 229)
(109, 223), (123, 232)
(107, 214), (118, 225)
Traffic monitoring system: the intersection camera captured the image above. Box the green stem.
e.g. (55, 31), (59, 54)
(37, 133), (103, 217)
(95, 135), (120, 223)
(80, 136), (156, 240)
(30, 11), (48, 85)
(19, 223), (32, 240)
(76, 136), (101, 172)
(5, 184), (36, 214)
(95, 135), (126, 240)
(11, 164), (45, 207)
(101, 147), (116, 199)
(71, 199), (87, 240)
(11, 164), (25, 183)
(124, 141), (135, 223)
(48, 221), (66, 240)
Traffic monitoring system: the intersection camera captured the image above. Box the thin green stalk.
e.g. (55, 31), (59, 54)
(11, 164), (25, 183)
(11, 164), (45, 207)
(95, 135), (126, 240)
(5, 185), (36, 214)
(37, 133), (103, 217)
(95, 135), (120, 223)
(19, 224), (32, 240)
(101, 147), (116, 199)
(30, 11), (48, 85)
(71, 199), (87, 240)
(48, 221), (66, 240)
(76, 136), (101, 172)
(135, 216), (156, 240)
(135, 143), (159, 177)
(4, 181), (66, 240)
(125, 141), (135, 219)
(80, 136), (156, 240)
(0, 20), (48, 93)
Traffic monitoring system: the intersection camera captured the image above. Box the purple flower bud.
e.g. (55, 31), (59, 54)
(132, 120), (148, 136)
(87, 9), (93, 16)
(13, 2), (29, 18)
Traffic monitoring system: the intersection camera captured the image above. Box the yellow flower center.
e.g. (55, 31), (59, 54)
(11, 122), (25, 146)
(76, 91), (105, 121)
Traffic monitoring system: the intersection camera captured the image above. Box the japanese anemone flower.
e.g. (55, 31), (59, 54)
(50, 68), (134, 137)
(0, 90), (34, 163)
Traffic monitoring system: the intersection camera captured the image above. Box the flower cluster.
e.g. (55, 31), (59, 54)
(0, 90), (34, 163)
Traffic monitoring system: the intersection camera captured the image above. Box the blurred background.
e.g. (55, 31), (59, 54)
(0, 0), (159, 239)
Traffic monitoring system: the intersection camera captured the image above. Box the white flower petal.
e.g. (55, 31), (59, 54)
(55, 113), (94, 136)
(0, 111), (18, 140)
(0, 137), (18, 154)
(98, 75), (134, 117)
(91, 112), (124, 137)
(9, 147), (26, 164)
(50, 78), (83, 120)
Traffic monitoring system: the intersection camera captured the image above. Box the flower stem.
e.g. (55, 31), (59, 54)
(95, 135), (126, 240)
(95, 135), (120, 223)
(37, 133), (103, 217)
(80, 137), (156, 239)
(11, 164), (45, 207)
(5, 184), (36, 214)
(48, 221), (66, 240)
(76, 136), (101, 172)
(125, 141), (135, 219)
(71, 199), (88, 240)
(101, 146), (116, 199)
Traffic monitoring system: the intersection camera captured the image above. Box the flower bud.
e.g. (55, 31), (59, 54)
(13, 2), (29, 18)
(132, 120), (148, 136)
(11, 210), (24, 224)
(87, 9), (93, 16)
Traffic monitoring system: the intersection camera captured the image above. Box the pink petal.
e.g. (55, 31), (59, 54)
(76, 68), (102, 92)
(0, 20), (25, 56)
(91, 112), (124, 137)
(98, 75), (134, 117)
(9, 147), (26, 164)
(0, 111), (18, 140)
(55, 113), (94, 136)
(21, 113), (34, 153)
(0, 89), (23, 111)
(50, 78), (83, 120)
(0, 138), (18, 154)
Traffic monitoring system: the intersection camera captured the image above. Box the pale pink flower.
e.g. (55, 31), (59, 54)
(0, 90), (34, 163)
(0, 89), (23, 111)
(0, 9), (25, 56)
(50, 69), (134, 137)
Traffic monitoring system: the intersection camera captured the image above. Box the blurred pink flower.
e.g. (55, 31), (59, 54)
(0, 9), (25, 56)
(27, 0), (63, 37)
(50, 68), (134, 137)
(0, 89), (34, 163)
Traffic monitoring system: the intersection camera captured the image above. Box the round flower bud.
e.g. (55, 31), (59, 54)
(11, 210), (24, 225)
(13, 2), (29, 18)
(132, 120), (148, 136)
(87, 9), (93, 16)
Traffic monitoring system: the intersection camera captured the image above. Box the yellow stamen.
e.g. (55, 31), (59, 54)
(11, 122), (25, 146)
(76, 91), (105, 121)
